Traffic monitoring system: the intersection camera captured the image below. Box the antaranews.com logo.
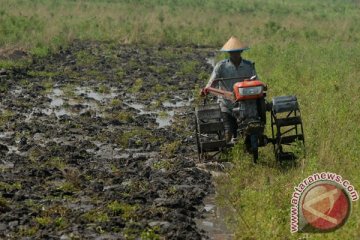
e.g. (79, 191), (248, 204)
(290, 172), (359, 233)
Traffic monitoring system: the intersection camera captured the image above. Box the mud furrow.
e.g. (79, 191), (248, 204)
(0, 41), (221, 239)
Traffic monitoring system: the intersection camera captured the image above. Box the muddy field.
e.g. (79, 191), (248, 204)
(0, 41), (228, 239)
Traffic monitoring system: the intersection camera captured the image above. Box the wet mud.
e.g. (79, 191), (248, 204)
(0, 41), (231, 239)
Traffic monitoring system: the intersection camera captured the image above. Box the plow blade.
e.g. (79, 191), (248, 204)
(201, 140), (227, 151)
(196, 104), (222, 119)
(275, 116), (302, 127)
(279, 134), (304, 145)
(199, 122), (224, 134)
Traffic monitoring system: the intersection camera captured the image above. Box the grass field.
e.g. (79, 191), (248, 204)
(1, 0), (358, 55)
(1, 0), (359, 239)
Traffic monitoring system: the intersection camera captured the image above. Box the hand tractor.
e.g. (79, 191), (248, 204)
(195, 77), (305, 163)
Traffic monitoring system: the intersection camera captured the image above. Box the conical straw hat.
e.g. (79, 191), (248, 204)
(220, 36), (249, 52)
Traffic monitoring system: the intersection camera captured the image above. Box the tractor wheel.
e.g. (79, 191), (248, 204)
(271, 95), (305, 162)
(194, 104), (226, 161)
(253, 147), (258, 163)
(250, 134), (259, 164)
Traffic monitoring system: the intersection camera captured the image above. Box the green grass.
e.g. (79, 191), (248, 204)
(57, 182), (79, 193)
(35, 216), (52, 227)
(178, 60), (199, 76)
(107, 201), (139, 220)
(0, 109), (14, 126)
(159, 141), (181, 158)
(0, 181), (22, 191)
(81, 210), (109, 223)
(130, 78), (144, 93)
(0, 59), (31, 69)
(46, 156), (66, 170)
(1, 0), (358, 54)
(117, 128), (162, 148)
(212, 2), (360, 237)
(141, 226), (161, 240)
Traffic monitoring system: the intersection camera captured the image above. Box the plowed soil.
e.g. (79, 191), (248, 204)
(0, 41), (220, 239)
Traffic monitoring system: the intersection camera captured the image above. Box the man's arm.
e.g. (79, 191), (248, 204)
(205, 62), (222, 88)
(252, 62), (258, 79)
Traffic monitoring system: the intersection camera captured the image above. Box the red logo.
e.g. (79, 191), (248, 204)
(301, 182), (351, 232)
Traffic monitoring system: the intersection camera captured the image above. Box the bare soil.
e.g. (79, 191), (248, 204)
(0, 41), (221, 239)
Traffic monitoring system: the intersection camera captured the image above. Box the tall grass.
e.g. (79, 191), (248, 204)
(0, 0), (359, 53)
(213, 1), (360, 238)
(217, 41), (360, 239)
(0, 0), (359, 238)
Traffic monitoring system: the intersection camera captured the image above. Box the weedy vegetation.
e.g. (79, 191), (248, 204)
(81, 210), (110, 223)
(159, 140), (181, 158)
(107, 201), (139, 220)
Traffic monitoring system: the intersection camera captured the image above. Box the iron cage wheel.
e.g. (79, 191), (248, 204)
(194, 104), (227, 161)
(253, 147), (259, 164)
(270, 95), (305, 162)
(194, 112), (202, 160)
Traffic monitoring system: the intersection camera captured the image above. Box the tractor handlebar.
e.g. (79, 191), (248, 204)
(209, 76), (255, 86)
(200, 76), (258, 102)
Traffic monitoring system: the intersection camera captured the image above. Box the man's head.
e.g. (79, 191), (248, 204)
(229, 51), (243, 59)
(229, 51), (242, 62)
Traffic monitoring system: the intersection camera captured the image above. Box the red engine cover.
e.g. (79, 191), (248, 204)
(233, 80), (266, 101)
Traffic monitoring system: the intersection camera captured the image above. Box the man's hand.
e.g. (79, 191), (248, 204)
(200, 88), (208, 97)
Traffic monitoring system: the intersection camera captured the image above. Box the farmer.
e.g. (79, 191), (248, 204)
(201, 36), (257, 142)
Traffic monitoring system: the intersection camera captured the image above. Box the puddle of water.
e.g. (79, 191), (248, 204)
(38, 108), (71, 118)
(8, 146), (18, 153)
(206, 57), (216, 67)
(156, 111), (174, 128)
(54, 108), (72, 117)
(0, 131), (14, 139)
(27, 108), (73, 119)
(117, 153), (130, 159)
(41, 108), (53, 116)
(75, 87), (117, 102)
(48, 88), (65, 107)
(92, 141), (104, 148)
(68, 99), (99, 113)
(19, 87), (93, 121)
(53, 88), (64, 96)
(0, 162), (14, 169)
(94, 144), (120, 159)
(162, 96), (193, 108)
(162, 100), (190, 108)
(196, 195), (234, 240)
(45, 87), (176, 126)
(127, 102), (147, 115)
(13, 87), (23, 96)
(24, 110), (36, 122)
(125, 101), (174, 128)
(202, 221), (214, 228)
(1, 144), (25, 156)
(43, 87), (106, 118)
(204, 204), (215, 212)
(50, 98), (64, 107)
